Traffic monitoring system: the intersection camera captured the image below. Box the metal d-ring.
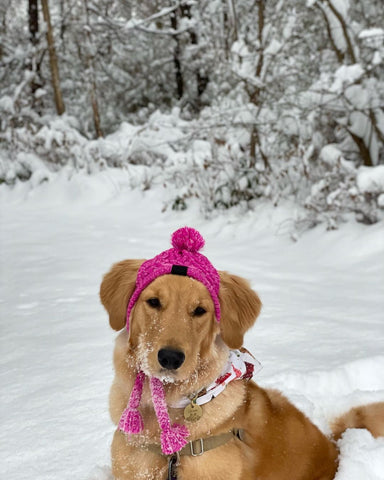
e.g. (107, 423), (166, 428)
(190, 438), (204, 456)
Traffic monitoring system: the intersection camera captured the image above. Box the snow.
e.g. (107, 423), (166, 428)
(337, 430), (384, 480)
(0, 95), (15, 114)
(331, 64), (365, 94)
(320, 144), (344, 165)
(359, 28), (384, 49)
(331, 0), (350, 19)
(357, 165), (384, 194)
(358, 28), (384, 40)
(372, 51), (382, 67)
(1, 171), (384, 480)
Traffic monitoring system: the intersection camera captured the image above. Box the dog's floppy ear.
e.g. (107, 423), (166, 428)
(218, 271), (262, 349)
(100, 259), (144, 331)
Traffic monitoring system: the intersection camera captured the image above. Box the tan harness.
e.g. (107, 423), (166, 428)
(136, 428), (246, 479)
(143, 428), (245, 457)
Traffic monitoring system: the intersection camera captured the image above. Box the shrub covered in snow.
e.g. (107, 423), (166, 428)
(1, 108), (383, 232)
(303, 147), (383, 230)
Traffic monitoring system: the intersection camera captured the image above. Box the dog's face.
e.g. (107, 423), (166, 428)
(100, 259), (261, 386)
(129, 274), (219, 383)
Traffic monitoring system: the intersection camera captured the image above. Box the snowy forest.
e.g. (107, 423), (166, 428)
(1, 3), (384, 480)
(1, 0), (384, 229)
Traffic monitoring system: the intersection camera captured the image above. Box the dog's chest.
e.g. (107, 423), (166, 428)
(174, 381), (247, 437)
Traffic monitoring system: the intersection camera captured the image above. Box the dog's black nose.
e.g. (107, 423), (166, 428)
(158, 348), (185, 370)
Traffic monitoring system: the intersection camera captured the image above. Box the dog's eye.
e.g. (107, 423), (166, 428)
(193, 306), (207, 317)
(147, 298), (161, 308)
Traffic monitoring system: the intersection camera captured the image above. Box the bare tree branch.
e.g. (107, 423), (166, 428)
(323, 0), (357, 63)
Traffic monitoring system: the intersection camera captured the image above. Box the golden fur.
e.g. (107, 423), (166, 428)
(100, 259), (384, 480)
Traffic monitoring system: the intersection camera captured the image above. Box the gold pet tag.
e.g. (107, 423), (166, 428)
(183, 399), (203, 422)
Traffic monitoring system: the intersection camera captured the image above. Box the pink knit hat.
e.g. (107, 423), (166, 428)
(126, 226), (221, 329)
(119, 227), (221, 455)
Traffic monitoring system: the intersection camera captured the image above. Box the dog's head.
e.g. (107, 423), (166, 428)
(100, 228), (261, 385)
(100, 257), (261, 384)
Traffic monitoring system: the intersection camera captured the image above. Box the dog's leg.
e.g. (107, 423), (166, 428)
(111, 430), (168, 480)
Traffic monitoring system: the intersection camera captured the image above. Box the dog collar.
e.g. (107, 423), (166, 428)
(170, 348), (262, 410)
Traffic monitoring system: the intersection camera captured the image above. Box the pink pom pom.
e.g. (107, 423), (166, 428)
(160, 423), (190, 455)
(118, 407), (144, 434)
(171, 227), (205, 253)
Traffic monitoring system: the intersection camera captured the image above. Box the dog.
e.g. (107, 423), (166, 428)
(100, 227), (384, 480)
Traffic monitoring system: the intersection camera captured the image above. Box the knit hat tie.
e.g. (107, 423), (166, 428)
(118, 372), (190, 455)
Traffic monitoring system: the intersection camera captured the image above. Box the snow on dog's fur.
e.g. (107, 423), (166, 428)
(100, 258), (384, 480)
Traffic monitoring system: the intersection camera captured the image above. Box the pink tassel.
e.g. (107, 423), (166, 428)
(118, 371), (145, 434)
(150, 377), (190, 454)
(118, 406), (144, 434)
(160, 424), (190, 455)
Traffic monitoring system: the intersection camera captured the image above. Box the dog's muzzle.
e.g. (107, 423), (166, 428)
(158, 348), (185, 370)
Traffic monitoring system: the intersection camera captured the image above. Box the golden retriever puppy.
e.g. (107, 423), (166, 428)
(100, 227), (383, 480)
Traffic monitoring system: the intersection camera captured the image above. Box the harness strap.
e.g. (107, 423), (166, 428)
(143, 429), (244, 457)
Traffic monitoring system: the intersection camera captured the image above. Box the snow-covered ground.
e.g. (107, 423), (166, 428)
(1, 170), (384, 480)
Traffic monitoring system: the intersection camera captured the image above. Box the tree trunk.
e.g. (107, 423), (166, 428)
(248, 0), (268, 168)
(255, 0), (265, 79)
(347, 128), (373, 167)
(41, 0), (65, 115)
(29, 0), (39, 46)
(227, 0), (238, 44)
(83, 0), (103, 138)
(180, 4), (209, 98)
(222, 0), (238, 59)
(60, 0), (66, 49)
(250, 125), (271, 170)
(28, 0), (43, 109)
(170, 8), (184, 100)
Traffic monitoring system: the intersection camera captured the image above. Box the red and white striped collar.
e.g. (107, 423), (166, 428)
(170, 348), (262, 409)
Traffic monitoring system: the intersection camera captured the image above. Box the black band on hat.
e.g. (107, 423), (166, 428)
(171, 265), (188, 276)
